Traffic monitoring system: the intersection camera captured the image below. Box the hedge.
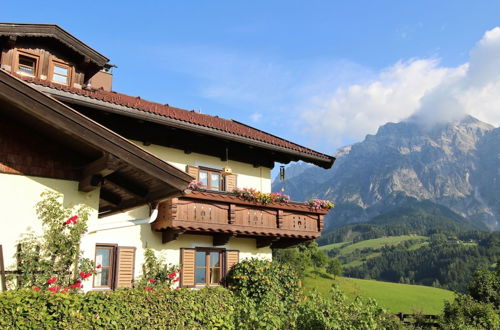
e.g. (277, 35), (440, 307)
(0, 287), (235, 329)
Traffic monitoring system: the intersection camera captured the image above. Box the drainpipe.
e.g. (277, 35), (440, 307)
(87, 203), (159, 233)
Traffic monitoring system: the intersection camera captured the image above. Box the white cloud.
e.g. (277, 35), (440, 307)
(250, 112), (262, 122)
(302, 27), (500, 147)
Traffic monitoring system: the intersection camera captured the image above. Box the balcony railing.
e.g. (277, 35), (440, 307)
(152, 190), (330, 249)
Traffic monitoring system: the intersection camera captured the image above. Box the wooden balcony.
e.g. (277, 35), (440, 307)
(152, 190), (330, 249)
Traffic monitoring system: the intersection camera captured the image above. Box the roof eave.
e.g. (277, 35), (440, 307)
(29, 84), (336, 169)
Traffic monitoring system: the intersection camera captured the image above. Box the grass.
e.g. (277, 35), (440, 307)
(319, 235), (428, 255)
(303, 269), (454, 315)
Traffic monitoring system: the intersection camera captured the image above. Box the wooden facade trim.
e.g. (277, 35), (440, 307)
(0, 71), (193, 214)
(0, 23), (109, 66)
(153, 190), (331, 248)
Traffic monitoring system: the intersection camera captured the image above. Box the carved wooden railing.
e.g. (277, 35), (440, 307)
(152, 190), (330, 248)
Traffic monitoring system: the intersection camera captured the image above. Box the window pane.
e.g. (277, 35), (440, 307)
(18, 56), (36, 75)
(210, 252), (220, 267)
(54, 65), (68, 75)
(210, 268), (220, 284)
(199, 171), (208, 186)
(52, 74), (68, 84)
(96, 248), (111, 266)
(196, 251), (206, 267)
(195, 268), (206, 284)
(210, 174), (220, 190)
(94, 267), (110, 287)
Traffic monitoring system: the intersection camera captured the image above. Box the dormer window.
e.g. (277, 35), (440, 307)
(16, 53), (38, 77)
(50, 60), (71, 85)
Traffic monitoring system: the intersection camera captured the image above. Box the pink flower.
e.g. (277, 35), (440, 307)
(96, 264), (102, 269)
(145, 286), (153, 291)
(47, 277), (57, 284)
(148, 278), (156, 283)
(174, 277), (180, 282)
(64, 215), (78, 225)
(168, 272), (176, 279)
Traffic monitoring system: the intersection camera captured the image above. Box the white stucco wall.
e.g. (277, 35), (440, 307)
(0, 173), (99, 288)
(135, 142), (272, 193)
(82, 205), (272, 290)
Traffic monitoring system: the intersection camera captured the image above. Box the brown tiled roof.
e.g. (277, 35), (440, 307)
(16, 75), (332, 161)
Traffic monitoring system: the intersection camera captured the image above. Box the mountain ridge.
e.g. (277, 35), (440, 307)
(273, 115), (500, 230)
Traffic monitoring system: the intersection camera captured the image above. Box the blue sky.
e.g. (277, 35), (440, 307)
(3, 1), (500, 157)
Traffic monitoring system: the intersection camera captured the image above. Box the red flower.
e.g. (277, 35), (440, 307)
(47, 277), (57, 284)
(33, 287), (40, 291)
(174, 277), (180, 282)
(79, 272), (85, 278)
(79, 272), (92, 279)
(145, 286), (153, 291)
(168, 272), (176, 279)
(148, 278), (156, 283)
(61, 287), (69, 293)
(48, 285), (61, 293)
(71, 280), (82, 289)
(178, 268), (183, 273)
(64, 215), (78, 225)
(96, 264), (102, 269)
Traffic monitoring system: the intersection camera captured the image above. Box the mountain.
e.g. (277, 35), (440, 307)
(273, 116), (500, 231)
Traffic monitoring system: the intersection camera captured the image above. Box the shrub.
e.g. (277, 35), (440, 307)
(138, 248), (180, 290)
(295, 286), (401, 330)
(441, 293), (500, 330)
(0, 287), (236, 329)
(226, 258), (301, 306)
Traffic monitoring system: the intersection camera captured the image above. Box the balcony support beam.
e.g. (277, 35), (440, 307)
(256, 237), (277, 248)
(213, 233), (233, 246)
(162, 229), (185, 244)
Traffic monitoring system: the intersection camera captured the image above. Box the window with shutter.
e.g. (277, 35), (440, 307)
(180, 248), (196, 287)
(225, 174), (237, 192)
(225, 250), (239, 274)
(186, 165), (199, 180)
(115, 247), (136, 289)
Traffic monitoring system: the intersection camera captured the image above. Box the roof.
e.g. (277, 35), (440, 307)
(16, 75), (335, 168)
(0, 23), (109, 67)
(0, 70), (193, 216)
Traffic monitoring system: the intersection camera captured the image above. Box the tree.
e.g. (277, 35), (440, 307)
(326, 258), (343, 279)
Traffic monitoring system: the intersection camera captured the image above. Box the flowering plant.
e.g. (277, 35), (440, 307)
(188, 180), (204, 191)
(139, 248), (180, 291)
(305, 199), (335, 210)
(13, 191), (96, 291)
(232, 188), (290, 204)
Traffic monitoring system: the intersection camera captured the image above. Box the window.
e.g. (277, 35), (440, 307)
(94, 245), (115, 288)
(16, 54), (38, 77)
(93, 245), (136, 290)
(195, 249), (222, 285)
(199, 169), (221, 191)
(51, 63), (70, 85)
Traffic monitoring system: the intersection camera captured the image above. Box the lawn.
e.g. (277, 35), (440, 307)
(319, 235), (428, 255)
(303, 269), (454, 315)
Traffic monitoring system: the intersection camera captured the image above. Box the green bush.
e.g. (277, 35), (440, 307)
(0, 287), (236, 329)
(226, 258), (301, 306)
(441, 293), (500, 330)
(295, 286), (401, 330)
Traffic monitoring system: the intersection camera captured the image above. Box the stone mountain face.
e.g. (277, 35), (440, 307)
(273, 116), (500, 231)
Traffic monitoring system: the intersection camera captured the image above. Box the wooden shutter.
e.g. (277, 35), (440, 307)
(180, 248), (196, 287)
(0, 245), (6, 292)
(186, 165), (199, 180)
(115, 246), (136, 289)
(225, 174), (237, 192)
(225, 250), (239, 274)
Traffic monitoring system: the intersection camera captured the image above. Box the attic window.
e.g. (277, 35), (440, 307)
(17, 54), (37, 76)
(51, 62), (70, 85)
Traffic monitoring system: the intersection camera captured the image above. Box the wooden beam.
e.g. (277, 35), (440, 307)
(105, 173), (149, 198)
(100, 188), (122, 207)
(162, 229), (184, 244)
(213, 233), (232, 246)
(79, 153), (121, 192)
(256, 237), (277, 248)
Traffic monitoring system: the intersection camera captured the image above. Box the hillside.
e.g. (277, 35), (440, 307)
(303, 270), (454, 314)
(273, 116), (500, 230)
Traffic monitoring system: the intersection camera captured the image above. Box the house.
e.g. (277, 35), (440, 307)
(0, 23), (334, 291)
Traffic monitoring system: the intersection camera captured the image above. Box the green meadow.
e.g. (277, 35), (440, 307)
(319, 235), (428, 255)
(303, 269), (454, 315)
